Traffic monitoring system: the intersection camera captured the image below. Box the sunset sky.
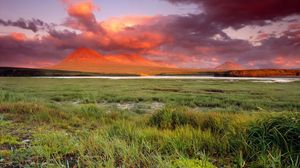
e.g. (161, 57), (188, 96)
(0, 0), (300, 69)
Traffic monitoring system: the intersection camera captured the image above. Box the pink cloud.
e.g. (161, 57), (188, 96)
(10, 32), (27, 41)
(272, 56), (300, 68)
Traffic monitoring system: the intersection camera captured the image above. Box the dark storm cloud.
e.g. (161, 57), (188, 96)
(142, 0), (300, 68)
(0, 32), (72, 67)
(166, 0), (300, 28)
(0, 18), (55, 32)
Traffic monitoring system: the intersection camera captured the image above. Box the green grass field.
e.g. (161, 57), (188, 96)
(0, 78), (299, 167)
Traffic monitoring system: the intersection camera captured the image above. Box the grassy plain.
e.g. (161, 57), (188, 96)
(0, 78), (299, 167)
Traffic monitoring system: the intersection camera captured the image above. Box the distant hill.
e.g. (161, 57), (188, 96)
(215, 69), (300, 77)
(215, 61), (244, 70)
(48, 48), (198, 75)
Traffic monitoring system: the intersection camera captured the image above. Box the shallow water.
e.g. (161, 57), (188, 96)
(33, 76), (300, 82)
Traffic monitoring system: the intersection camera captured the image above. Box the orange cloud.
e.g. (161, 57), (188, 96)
(61, 1), (171, 51)
(67, 1), (98, 19)
(108, 31), (168, 50)
(10, 32), (27, 41)
(62, 0), (101, 32)
(76, 15), (172, 51)
(101, 16), (155, 33)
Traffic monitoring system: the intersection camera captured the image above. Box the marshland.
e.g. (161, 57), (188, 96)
(0, 77), (299, 167)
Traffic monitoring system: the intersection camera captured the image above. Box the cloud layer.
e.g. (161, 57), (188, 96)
(0, 0), (299, 69)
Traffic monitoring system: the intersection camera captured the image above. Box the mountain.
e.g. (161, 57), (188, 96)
(62, 48), (109, 64)
(48, 48), (197, 75)
(215, 61), (244, 70)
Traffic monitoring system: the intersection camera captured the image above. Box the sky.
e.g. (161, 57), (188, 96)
(0, 0), (300, 69)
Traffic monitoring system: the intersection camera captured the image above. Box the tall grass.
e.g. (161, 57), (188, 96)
(247, 113), (300, 167)
(149, 107), (255, 133)
(1, 102), (299, 167)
